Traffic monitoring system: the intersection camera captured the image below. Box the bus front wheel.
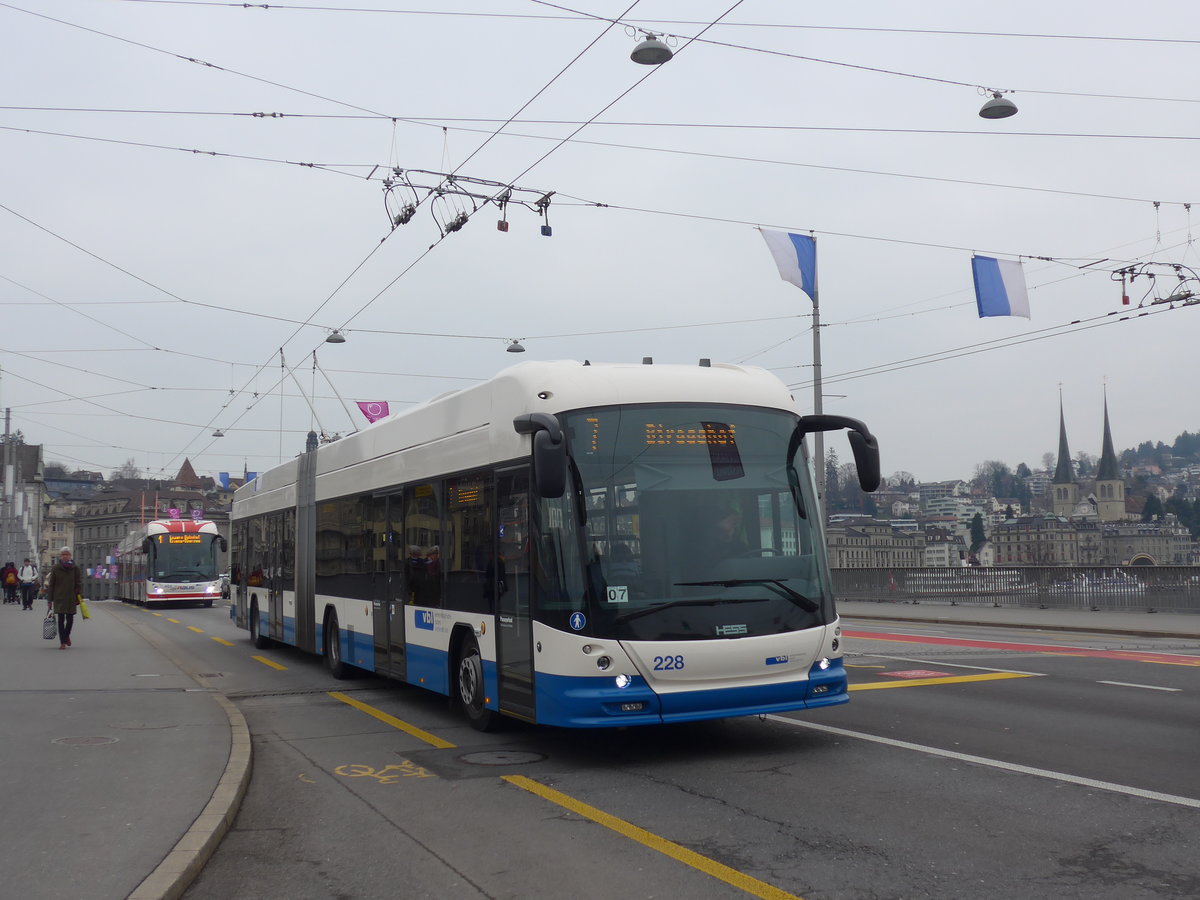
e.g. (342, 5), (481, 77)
(325, 610), (350, 680)
(457, 637), (496, 732)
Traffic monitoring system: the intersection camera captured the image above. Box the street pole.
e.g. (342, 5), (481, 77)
(811, 261), (825, 526)
(2, 407), (10, 563)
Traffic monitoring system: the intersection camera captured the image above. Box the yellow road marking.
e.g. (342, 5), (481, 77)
(166, 618), (181, 624)
(187, 626), (204, 633)
(851, 672), (1032, 691)
(211, 637), (235, 647)
(503, 775), (802, 900)
(151, 612), (163, 617)
(328, 691), (455, 750)
(335, 761), (434, 782)
(252, 655), (287, 671)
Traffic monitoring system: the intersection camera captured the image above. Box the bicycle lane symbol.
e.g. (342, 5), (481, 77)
(334, 761), (435, 783)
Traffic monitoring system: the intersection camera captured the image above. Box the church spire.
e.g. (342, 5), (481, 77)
(1095, 389), (1120, 481)
(1052, 396), (1075, 484)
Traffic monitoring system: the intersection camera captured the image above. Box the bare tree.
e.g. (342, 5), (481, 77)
(1041, 451), (1056, 472)
(1074, 451), (1096, 478)
(110, 458), (140, 480)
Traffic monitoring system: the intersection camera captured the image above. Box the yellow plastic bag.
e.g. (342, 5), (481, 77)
(78, 598), (91, 620)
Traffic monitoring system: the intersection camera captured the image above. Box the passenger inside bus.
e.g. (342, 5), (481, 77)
(702, 503), (748, 560)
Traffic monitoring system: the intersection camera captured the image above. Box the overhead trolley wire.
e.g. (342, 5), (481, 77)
(108, 0), (1200, 49)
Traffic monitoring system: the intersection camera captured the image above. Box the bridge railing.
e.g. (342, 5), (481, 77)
(831, 566), (1200, 613)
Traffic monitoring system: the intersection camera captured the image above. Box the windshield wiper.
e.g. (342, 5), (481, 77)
(612, 596), (742, 623)
(675, 579), (820, 613)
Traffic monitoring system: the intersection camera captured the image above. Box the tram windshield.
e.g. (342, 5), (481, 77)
(149, 532), (221, 583)
(537, 404), (833, 641)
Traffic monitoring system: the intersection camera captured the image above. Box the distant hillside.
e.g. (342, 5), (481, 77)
(1119, 430), (1200, 469)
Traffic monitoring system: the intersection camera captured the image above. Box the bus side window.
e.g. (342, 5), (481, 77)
(405, 483), (443, 608)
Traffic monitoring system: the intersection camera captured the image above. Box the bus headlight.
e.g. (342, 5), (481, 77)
(614, 674), (632, 688)
(205, 584), (217, 593)
(817, 657), (831, 670)
(153, 587), (164, 594)
(596, 656), (612, 671)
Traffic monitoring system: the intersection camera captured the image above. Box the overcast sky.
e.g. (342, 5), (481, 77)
(3, 0), (1198, 485)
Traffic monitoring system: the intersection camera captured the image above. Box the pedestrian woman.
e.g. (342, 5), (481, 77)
(45, 547), (82, 650)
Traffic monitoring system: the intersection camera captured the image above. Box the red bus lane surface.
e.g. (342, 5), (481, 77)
(844, 628), (1200, 666)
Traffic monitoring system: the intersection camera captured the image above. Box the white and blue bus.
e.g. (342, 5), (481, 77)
(231, 360), (879, 729)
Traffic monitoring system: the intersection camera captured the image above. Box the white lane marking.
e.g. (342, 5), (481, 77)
(865, 654), (1047, 677)
(766, 716), (1200, 810)
(1097, 680), (1181, 693)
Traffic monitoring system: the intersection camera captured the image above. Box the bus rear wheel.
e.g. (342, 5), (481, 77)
(250, 600), (271, 649)
(325, 610), (350, 680)
(457, 637), (496, 732)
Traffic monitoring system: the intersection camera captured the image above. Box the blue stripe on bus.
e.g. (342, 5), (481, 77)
(533, 659), (848, 727)
(406, 644), (450, 695)
(252, 614), (844, 724)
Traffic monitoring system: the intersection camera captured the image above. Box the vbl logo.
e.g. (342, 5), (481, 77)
(414, 609), (435, 630)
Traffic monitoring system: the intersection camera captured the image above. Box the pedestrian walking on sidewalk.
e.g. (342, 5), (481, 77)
(18, 558), (39, 610)
(1, 561), (18, 604)
(45, 547), (82, 650)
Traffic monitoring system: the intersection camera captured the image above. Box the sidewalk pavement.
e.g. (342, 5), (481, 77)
(838, 598), (1200, 640)
(0, 599), (249, 900)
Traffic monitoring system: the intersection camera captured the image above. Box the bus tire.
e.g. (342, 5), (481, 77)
(250, 600), (271, 649)
(203, 599), (213, 608)
(325, 610), (349, 680)
(457, 636), (496, 732)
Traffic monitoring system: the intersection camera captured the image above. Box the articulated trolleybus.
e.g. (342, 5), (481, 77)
(231, 360), (879, 729)
(119, 517), (227, 608)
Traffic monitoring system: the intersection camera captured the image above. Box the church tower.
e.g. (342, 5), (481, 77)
(1051, 399), (1079, 518)
(1094, 392), (1125, 522)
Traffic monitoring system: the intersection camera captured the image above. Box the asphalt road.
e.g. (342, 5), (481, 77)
(104, 604), (1200, 900)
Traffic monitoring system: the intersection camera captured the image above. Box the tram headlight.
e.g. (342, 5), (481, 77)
(614, 673), (632, 688)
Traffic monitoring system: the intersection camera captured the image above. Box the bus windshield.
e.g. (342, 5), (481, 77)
(150, 533), (221, 583)
(547, 404), (833, 642)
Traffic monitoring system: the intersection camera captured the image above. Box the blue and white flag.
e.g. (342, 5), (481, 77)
(972, 255), (1030, 318)
(760, 229), (816, 301)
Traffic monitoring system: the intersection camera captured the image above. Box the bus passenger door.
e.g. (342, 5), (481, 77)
(495, 468), (534, 718)
(386, 493), (407, 680)
(371, 493), (406, 680)
(267, 513), (284, 640)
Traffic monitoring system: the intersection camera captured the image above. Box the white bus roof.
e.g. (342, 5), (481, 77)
(234, 360), (799, 512)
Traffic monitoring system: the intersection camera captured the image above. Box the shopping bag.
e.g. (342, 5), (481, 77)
(78, 598), (91, 620)
(43, 614), (57, 640)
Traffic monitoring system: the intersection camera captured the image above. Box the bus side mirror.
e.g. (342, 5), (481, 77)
(796, 414), (881, 493)
(141, 538), (152, 554)
(514, 413), (566, 498)
(219, 536), (228, 552)
(847, 430), (881, 493)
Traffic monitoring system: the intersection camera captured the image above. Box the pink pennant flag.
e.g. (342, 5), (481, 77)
(356, 401), (390, 423)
